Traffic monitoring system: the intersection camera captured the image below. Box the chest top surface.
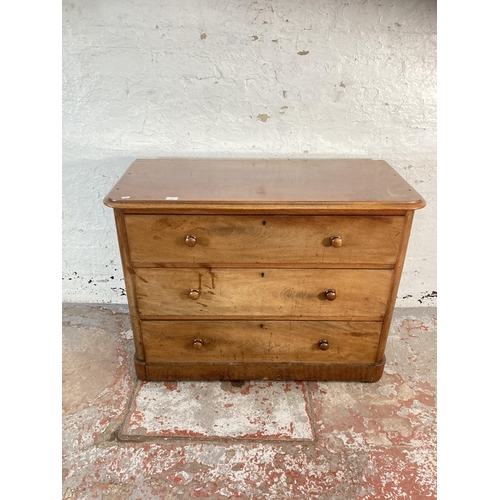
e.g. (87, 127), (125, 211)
(104, 158), (425, 211)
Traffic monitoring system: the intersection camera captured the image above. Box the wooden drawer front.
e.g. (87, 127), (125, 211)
(125, 215), (404, 266)
(135, 268), (393, 319)
(142, 321), (382, 364)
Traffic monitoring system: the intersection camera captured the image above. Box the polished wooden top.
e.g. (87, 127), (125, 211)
(104, 159), (425, 211)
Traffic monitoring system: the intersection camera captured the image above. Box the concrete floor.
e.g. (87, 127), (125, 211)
(62, 304), (436, 499)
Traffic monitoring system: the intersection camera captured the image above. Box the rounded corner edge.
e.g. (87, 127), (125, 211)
(103, 196), (118, 208)
(414, 197), (427, 210)
(404, 196), (426, 211)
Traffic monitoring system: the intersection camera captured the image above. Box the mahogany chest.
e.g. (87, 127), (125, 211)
(104, 159), (425, 382)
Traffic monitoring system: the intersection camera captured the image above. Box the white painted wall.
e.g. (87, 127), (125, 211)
(62, 0), (436, 307)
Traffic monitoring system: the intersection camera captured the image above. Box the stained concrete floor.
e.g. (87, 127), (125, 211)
(62, 304), (436, 500)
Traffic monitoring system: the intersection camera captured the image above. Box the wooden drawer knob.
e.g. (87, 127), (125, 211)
(193, 339), (204, 349)
(189, 288), (201, 300)
(330, 235), (343, 247)
(185, 234), (197, 247)
(318, 339), (329, 351)
(325, 289), (336, 301)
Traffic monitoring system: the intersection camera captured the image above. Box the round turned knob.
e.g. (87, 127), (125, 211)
(193, 339), (204, 349)
(325, 289), (336, 301)
(185, 235), (197, 247)
(318, 339), (329, 351)
(330, 235), (343, 247)
(189, 288), (201, 300)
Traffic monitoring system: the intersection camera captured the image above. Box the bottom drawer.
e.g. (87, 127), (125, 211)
(142, 320), (382, 364)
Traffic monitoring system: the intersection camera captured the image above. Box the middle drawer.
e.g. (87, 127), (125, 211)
(135, 268), (393, 319)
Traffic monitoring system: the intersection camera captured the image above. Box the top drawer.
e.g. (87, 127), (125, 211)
(125, 215), (404, 267)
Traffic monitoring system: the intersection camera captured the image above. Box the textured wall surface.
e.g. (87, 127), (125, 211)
(62, 0), (436, 307)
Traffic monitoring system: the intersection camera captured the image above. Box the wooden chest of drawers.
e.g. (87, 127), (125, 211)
(104, 159), (424, 382)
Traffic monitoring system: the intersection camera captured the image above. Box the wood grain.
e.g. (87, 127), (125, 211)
(134, 268), (393, 319)
(122, 207), (409, 216)
(104, 159), (425, 382)
(104, 159), (426, 211)
(376, 210), (415, 362)
(125, 215), (404, 266)
(113, 210), (145, 361)
(134, 356), (386, 382)
(142, 320), (382, 363)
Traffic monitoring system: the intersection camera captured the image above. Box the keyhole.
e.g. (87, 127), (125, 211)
(261, 272), (265, 277)
(262, 220), (266, 226)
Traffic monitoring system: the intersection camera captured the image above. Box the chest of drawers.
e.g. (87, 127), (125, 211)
(104, 159), (425, 382)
